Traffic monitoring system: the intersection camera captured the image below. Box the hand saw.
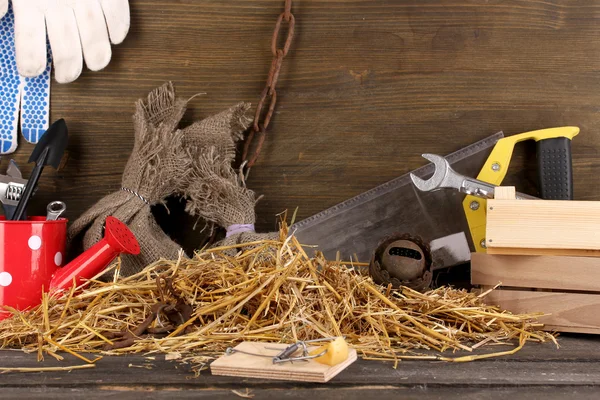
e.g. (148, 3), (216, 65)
(462, 126), (579, 253)
(290, 132), (503, 264)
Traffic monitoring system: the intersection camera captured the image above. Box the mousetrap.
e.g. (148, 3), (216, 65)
(210, 339), (358, 383)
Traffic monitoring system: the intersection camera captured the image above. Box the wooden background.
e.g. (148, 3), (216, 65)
(9, 0), (600, 254)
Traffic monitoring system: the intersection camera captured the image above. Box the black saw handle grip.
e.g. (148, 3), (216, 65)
(536, 137), (573, 200)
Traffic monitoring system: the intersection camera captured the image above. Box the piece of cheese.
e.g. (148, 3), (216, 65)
(311, 337), (349, 366)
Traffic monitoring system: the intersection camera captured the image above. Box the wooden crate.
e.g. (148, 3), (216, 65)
(471, 253), (600, 334)
(473, 187), (600, 333)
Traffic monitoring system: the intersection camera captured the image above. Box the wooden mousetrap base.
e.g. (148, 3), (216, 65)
(210, 342), (358, 383)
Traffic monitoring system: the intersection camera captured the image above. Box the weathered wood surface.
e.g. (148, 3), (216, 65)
(5, 0), (600, 254)
(2, 336), (600, 399)
(3, 387), (600, 400)
(4, 387), (600, 400)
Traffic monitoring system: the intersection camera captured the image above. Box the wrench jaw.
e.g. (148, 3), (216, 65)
(410, 154), (453, 192)
(0, 160), (28, 219)
(6, 159), (22, 179)
(409, 173), (429, 192)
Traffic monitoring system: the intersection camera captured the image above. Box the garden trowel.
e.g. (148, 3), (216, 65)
(11, 119), (68, 220)
(290, 132), (504, 269)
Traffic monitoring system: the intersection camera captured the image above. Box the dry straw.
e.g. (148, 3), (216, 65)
(0, 225), (556, 369)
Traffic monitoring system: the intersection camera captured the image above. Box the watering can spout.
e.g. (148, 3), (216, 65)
(49, 216), (140, 292)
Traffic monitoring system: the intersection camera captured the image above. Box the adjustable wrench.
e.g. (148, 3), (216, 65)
(410, 154), (537, 200)
(0, 159), (28, 219)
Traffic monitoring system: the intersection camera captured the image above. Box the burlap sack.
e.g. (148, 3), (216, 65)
(68, 83), (252, 276)
(184, 147), (279, 256)
(182, 103), (251, 164)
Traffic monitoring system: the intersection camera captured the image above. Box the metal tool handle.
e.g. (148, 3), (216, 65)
(12, 148), (48, 220)
(537, 137), (574, 200)
(460, 178), (536, 200)
(460, 178), (497, 199)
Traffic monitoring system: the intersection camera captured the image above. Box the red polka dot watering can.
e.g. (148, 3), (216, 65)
(0, 215), (139, 320)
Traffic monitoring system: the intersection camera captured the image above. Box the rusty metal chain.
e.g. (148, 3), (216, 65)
(242, 0), (295, 171)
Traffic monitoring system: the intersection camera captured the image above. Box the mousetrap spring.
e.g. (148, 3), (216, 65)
(225, 337), (338, 364)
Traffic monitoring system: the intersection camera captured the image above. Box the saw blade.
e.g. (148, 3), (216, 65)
(290, 132), (504, 263)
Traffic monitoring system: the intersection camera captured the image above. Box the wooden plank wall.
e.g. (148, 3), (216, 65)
(8, 1), (600, 254)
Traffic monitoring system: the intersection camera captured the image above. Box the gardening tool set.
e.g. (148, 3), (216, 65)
(0, 118), (140, 321)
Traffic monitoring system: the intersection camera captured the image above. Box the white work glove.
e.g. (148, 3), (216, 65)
(0, 3), (51, 153)
(0, 0), (130, 83)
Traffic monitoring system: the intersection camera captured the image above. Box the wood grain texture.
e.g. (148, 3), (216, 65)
(483, 290), (600, 333)
(210, 341), (357, 382)
(3, 336), (600, 397)
(471, 253), (600, 291)
(544, 325), (600, 335)
(3, 386), (600, 400)
(7, 0), (600, 255)
(486, 199), (600, 252)
(486, 247), (600, 257)
(494, 186), (516, 199)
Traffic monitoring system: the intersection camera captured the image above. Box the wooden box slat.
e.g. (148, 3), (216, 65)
(471, 253), (600, 292)
(484, 289), (600, 334)
(472, 252), (600, 333)
(486, 199), (600, 256)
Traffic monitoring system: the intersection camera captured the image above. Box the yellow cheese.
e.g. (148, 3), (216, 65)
(311, 337), (349, 366)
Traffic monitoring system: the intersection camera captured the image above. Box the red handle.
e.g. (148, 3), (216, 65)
(49, 216), (140, 292)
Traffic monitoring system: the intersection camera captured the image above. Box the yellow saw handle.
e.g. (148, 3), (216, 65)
(463, 126), (579, 252)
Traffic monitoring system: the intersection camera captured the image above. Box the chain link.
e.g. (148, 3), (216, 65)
(242, 0), (295, 170)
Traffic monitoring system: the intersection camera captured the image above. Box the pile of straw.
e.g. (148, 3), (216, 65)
(0, 227), (556, 369)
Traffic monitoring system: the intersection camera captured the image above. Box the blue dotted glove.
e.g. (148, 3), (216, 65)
(0, 4), (50, 154)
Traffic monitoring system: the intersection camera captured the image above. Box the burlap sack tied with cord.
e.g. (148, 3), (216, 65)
(68, 82), (252, 276)
(184, 147), (279, 258)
